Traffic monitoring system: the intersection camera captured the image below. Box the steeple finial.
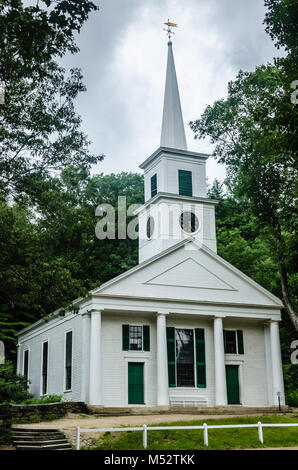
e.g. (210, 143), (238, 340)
(160, 26), (187, 151)
(163, 20), (178, 40)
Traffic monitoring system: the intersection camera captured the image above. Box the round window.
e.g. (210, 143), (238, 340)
(146, 216), (155, 239)
(180, 212), (199, 233)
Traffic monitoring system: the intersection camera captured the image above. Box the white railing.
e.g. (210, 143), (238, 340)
(75, 421), (298, 450)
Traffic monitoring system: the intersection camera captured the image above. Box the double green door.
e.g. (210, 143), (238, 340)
(226, 365), (240, 404)
(128, 362), (144, 404)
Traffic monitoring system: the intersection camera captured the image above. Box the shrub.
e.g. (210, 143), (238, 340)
(286, 390), (298, 407)
(0, 361), (33, 404)
(21, 395), (63, 405)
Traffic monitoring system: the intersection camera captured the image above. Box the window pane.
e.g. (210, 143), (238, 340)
(129, 326), (143, 351)
(176, 329), (195, 387)
(225, 330), (237, 354)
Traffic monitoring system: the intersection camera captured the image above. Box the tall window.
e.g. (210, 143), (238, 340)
(175, 329), (195, 387)
(178, 170), (192, 196)
(65, 331), (72, 391)
(151, 174), (157, 198)
(167, 327), (206, 388)
(42, 341), (48, 395)
(23, 349), (29, 384)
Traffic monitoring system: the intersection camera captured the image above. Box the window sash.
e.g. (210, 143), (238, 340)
(175, 329), (195, 387)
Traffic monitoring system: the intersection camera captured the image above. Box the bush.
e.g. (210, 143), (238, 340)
(0, 361), (33, 404)
(21, 395), (63, 405)
(286, 390), (298, 407)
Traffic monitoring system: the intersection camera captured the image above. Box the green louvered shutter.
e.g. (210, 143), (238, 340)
(151, 174), (157, 198)
(122, 324), (129, 350)
(178, 170), (192, 196)
(223, 329), (227, 353)
(195, 328), (206, 388)
(237, 330), (244, 354)
(166, 327), (176, 387)
(143, 325), (150, 351)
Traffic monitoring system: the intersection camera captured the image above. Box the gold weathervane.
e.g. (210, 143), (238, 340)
(164, 20), (178, 40)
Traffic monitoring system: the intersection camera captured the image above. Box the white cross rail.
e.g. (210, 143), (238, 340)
(75, 421), (298, 450)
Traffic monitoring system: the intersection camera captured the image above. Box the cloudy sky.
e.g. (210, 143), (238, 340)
(59, 0), (281, 185)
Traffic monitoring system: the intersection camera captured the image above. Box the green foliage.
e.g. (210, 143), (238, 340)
(264, 0), (298, 57)
(0, 0), (98, 82)
(20, 394), (63, 405)
(0, 1), (103, 201)
(0, 360), (33, 403)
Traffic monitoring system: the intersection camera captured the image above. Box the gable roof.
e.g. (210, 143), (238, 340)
(92, 238), (283, 308)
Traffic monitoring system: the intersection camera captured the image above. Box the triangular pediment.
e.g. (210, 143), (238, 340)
(145, 258), (236, 291)
(92, 239), (282, 308)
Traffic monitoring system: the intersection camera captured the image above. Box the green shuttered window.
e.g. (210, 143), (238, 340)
(122, 325), (150, 351)
(166, 327), (176, 387)
(178, 170), (192, 196)
(151, 174), (157, 198)
(166, 327), (206, 388)
(195, 328), (206, 388)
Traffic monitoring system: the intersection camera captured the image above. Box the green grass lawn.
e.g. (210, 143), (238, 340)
(84, 414), (298, 450)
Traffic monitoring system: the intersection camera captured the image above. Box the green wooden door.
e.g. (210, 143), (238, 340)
(128, 363), (144, 404)
(226, 365), (240, 404)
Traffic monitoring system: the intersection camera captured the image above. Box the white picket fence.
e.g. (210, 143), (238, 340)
(75, 421), (298, 450)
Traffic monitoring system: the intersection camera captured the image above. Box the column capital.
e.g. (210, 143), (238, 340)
(157, 310), (170, 317)
(213, 314), (226, 319)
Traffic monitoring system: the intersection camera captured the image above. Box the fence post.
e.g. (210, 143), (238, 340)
(203, 423), (208, 447)
(143, 424), (147, 449)
(76, 426), (81, 450)
(257, 421), (263, 444)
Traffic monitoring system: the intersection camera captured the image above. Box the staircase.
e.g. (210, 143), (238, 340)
(12, 428), (72, 450)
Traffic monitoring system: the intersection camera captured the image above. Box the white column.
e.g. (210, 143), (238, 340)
(270, 320), (285, 406)
(156, 313), (169, 406)
(81, 314), (90, 403)
(214, 316), (227, 406)
(89, 311), (102, 406)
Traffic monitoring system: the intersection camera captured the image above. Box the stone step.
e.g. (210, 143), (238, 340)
(16, 443), (72, 450)
(12, 428), (60, 433)
(13, 433), (65, 439)
(14, 439), (69, 446)
(12, 427), (72, 450)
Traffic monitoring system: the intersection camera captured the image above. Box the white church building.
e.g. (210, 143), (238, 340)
(16, 38), (285, 410)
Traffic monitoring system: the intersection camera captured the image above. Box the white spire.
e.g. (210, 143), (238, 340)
(160, 41), (187, 151)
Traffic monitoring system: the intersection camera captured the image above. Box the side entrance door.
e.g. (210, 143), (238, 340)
(128, 362), (144, 405)
(225, 365), (240, 404)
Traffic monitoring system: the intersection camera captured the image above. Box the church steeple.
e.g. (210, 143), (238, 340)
(160, 41), (187, 150)
(137, 26), (217, 264)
